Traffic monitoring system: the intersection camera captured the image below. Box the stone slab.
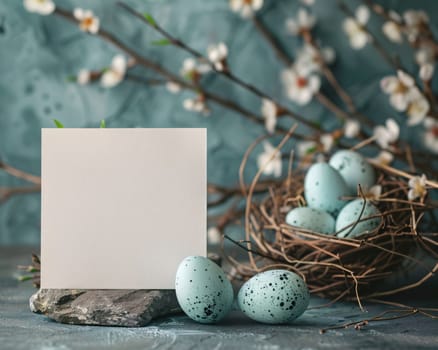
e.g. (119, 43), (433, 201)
(29, 288), (181, 327)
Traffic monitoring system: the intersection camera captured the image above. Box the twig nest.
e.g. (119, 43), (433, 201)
(237, 270), (309, 324)
(304, 162), (349, 216)
(175, 256), (234, 324)
(336, 199), (382, 238)
(329, 150), (376, 194)
(285, 207), (335, 235)
(232, 145), (437, 303)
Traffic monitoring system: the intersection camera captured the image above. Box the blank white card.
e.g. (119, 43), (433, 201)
(41, 128), (206, 289)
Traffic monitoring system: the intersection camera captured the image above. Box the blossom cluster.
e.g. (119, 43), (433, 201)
(24, 0), (437, 191)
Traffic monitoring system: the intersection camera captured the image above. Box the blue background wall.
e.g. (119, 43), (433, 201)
(0, 0), (436, 244)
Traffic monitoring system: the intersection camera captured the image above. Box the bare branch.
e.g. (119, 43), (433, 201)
(0, 161), (41, 185)
(117, 2), (322, 131)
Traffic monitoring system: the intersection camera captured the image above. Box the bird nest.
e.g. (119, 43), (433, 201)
(227, 134), (438, 309)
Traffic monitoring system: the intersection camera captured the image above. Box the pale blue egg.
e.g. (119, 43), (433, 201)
(329, 150), (376, 195)
(336, 199), (382, 238)
(237, 270), (309, 324)
(175, 256), (234, 324)
(285, 207), (335, 235)
(304, 163), (349, 217)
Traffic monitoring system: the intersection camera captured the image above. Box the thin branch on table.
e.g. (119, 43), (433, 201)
(117, 2), (322, 131)
(320, 308), (419, 333)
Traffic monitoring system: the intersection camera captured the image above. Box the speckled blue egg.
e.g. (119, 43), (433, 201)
(175, 256), (234, 324)
(304, 163), (349, 217)
(285, 207), (335, 235)
(329, 150), (376, 195)
(237, 270), (309, 324)
(336, 199), (382, 238)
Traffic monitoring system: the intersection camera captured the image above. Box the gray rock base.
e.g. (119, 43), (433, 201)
(30, 289), (181, 327)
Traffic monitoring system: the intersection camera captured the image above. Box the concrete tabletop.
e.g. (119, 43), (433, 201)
(1, 247), (437, 350)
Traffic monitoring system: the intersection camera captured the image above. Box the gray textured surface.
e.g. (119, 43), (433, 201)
(0, 0), (437, 244)
(2, 247), (438, 350)
(30, 288), (181, 327)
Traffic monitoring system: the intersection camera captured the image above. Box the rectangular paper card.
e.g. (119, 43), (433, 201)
(41, 128), (206, 289)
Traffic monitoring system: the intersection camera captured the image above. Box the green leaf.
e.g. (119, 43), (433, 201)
(305, 146), (317, 155)
(313, 121), (321, 128)
(53, 119), (64, 128)
(143, 12), (156, 26)
(100, 119), (106, 128)
(66, 75), (76, 82)
(151, 38), (171, 46)
(18, 275), (33, 282)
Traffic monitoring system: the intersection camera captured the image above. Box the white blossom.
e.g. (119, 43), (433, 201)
(415, 46), (435, 67)
(229, 0), (263, 18)
(424, 117), (438, 154)
(101, 55), (126, 88)
(73, 8), (100, 34)
(281, 66), (320, 105)
(320, 134), (334, 153)
(344, 119), (360, 138)
(403, 10), (429, 42)
(320, 46), (336, 65)
(343, 5), (371, 49)
(300, 0), (315, 5)
(166, 81), (181, 94)
(419, 63), (434, 82)
(404, 10), (429, 27)
(24, 0), (55, 15)
(207, 227), (222, 245)
(382, 21), (403, 43)
(415, 45), (435, 81)
(257, 141), (282, 177)
(294, 44), (335, 74)
(380, 70), (418, 112)
(207, 42), (228, 71)
(228, 266), (238, 279)
(296, 140), (317, 157)
(77, 69), (90, 85)
(373, 118), (400, 149)
(365, 185), (382, 200)
(408, 174), (427, 201)
(183, 97), (210, 116)
(180, 58), (210, 79)
(406, 89), (429, 126)
(261, 99), (277, 134)
(372, 150), (394, 165)
(286, 8), (316, 35)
